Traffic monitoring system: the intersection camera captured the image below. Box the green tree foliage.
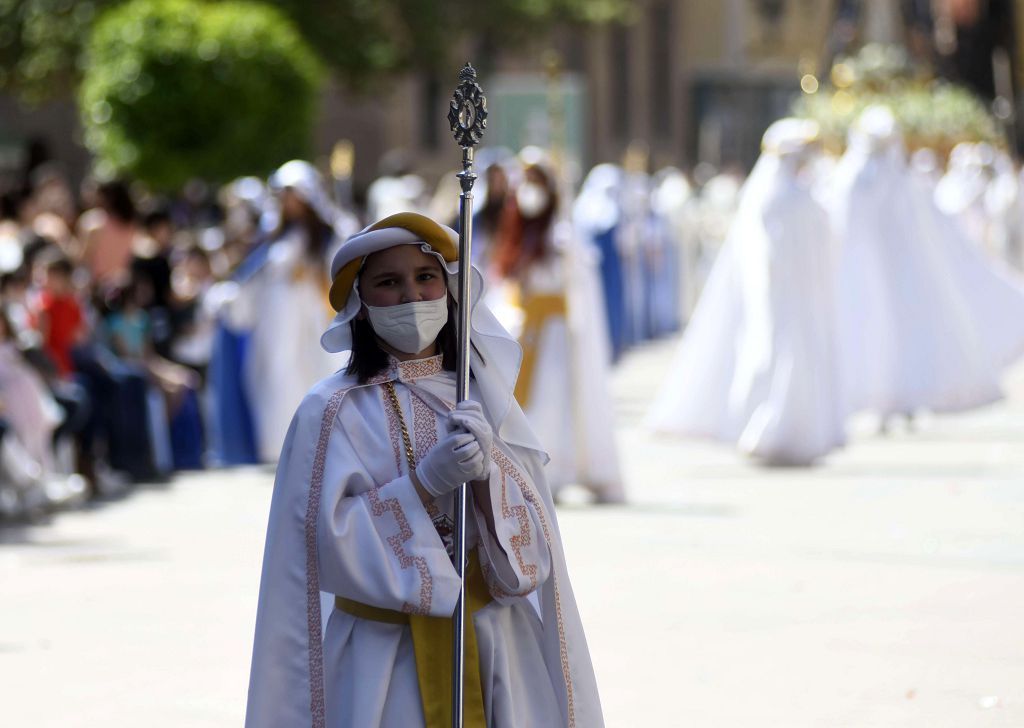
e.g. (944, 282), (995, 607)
(1, 0), (632, 99)
(0, 0), (118, 102)
(270, 0), (633, 84)
(79, 0), (322, 190)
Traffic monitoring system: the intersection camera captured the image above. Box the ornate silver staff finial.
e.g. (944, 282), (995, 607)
(448, 62), (488, 149)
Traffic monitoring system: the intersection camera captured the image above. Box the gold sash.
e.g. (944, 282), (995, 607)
(513, 293), (568, 408)
(334, 551), (492, 728)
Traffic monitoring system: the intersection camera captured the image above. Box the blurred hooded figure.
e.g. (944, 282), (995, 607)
(829, 106), (999, 421)
(910, 148), (1024, 374)
(366, 149), (429, 221)
(226, 160), (349, 462)
(648, 166), (690, 336)
(937, 142), (1022, 264)
(648, 118), (845, 466)
(616, 147), (653, 346)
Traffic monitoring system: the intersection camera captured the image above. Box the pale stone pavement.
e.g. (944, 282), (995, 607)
(2, 337), (1023, 727)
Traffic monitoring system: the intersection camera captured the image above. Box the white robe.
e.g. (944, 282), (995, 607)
(652, 168), (702, 322)
(648, 153), (845, 465)
(829, 140), (1001, 417)
(246, 355), (604, 728)
(503, 223), (625, 502)
(910, 169), (1024, 370)
(937, 145), (1022, 265)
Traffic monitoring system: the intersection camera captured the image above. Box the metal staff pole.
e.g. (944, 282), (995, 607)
(446, 62), (487, 728)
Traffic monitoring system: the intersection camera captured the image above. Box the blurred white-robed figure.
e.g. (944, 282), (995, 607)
(491, 150), (624, 501)
(910, 149), (1024, 372)
(829, 107), (999, 419)
(937, 142), (1022, 265)
(648, 119), (845, 465)
(229, 161), (355, 461)
(652, 166), (701, 323)
(935, 142), (992, 248)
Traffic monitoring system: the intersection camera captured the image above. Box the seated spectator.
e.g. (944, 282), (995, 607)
(103, 280), (151, 361)
(0, 310), (85, 515)
(103, 276), (204, 471)
(170, 245), (216, 380)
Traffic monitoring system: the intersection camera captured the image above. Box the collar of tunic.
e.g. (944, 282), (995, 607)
(367, 354), (445, 386)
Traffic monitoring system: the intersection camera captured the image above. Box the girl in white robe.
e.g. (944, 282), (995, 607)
(647, 119), (845, 466)
(246, 212), (604, 728)
(231, 160), (353, 462)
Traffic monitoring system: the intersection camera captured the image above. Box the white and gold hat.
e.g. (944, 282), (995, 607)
(326, 212), (459, 312)
(320, 212), (460, 354)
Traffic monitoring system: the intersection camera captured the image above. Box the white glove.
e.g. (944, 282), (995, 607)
(415, 431), (486, 498)
(447, 400), (493, 477)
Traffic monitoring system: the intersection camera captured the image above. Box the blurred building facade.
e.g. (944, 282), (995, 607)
(2, 0), (1023, 193)
(377, 0), (837, 184)
(345, 0), (1024, 184)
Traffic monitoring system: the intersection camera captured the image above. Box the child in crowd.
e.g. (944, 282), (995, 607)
(33, 254), (85, 379)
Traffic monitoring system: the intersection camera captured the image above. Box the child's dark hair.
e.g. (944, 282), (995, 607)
(44, 253), (74, 278)
(98, 180), (137, 223)
(345, 295), (458, 383)
(143, 207), (172, 231)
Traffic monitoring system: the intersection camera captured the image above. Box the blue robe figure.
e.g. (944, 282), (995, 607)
(592, 225), (627, 361)
(205, 243), (267, 466)
(644, 211), (683, 338)
(574, 164), (629, 362)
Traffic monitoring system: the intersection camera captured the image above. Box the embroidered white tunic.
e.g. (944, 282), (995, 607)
(246, 354), (604, 728)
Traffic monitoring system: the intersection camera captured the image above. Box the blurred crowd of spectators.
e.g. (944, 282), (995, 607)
(0, 140), (730, 521)
(0, 159), (263, 519)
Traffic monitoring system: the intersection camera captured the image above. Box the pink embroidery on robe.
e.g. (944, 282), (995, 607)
(305, 388), (348, 727)
(366, 486), (434, 614)
(491, 446), (539, 595)
(491, 447), (576, 726)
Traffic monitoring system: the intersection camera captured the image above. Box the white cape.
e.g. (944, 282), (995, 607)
(245, 355), (604, 727)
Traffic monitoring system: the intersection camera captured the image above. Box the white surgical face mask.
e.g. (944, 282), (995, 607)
(516, 182), (550, 218)
(365, 296), (449, 354)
